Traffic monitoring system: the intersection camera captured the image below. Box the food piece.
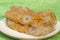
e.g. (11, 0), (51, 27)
(37, 10), (57, 26)
(7, 19), (55, 36)
(6, 6), (36, 25)
(6, 19), (30, 33)
(6, 6), (57, 36)
(29, 24), (55, 36)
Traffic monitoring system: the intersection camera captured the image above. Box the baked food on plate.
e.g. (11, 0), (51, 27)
(6, 6), (57, 36)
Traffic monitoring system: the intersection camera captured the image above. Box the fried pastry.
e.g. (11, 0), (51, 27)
(6, 6), (36, 25)
(6, 6), (57, 36)
(7, 19), (55, 36)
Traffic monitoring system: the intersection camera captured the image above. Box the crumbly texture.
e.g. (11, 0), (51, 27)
(7, 19), (55, 36)
(6, 6), (57, 36)
(6, 6), (36, 25)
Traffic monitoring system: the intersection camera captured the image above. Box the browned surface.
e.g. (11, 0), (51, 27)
(6, 6), (35, 24)
(6, 6), (57, 36)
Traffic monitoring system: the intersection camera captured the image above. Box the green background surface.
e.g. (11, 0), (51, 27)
(0, 0), (60, 40)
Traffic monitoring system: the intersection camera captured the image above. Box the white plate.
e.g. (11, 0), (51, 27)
(0, 18), (60, 40)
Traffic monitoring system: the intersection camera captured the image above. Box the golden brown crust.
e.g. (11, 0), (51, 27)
(6, 6), (35, 25)
(37, 10), (57, 26)
(7, 19), (55, 36)
(6, 6), (57, 36)
(7, 19), (30, 33)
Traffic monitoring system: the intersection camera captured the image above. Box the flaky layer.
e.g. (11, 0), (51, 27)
(6, 6), (57, 36)
(7, 19), (55, 36)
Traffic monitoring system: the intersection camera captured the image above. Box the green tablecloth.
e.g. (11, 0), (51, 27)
(0, 0), (60, 40)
